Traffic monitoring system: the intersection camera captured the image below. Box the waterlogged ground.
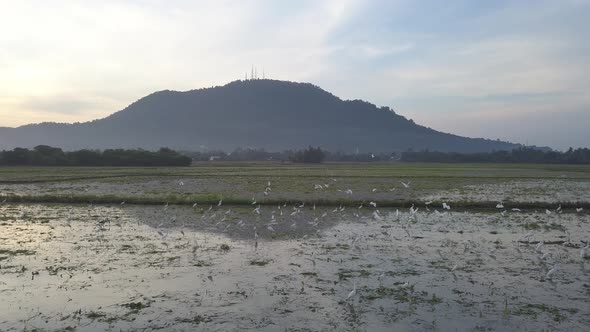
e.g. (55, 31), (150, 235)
(1, 204), (589, 331)
(423, 179), (590, 204)
(1, 163), (590, 206)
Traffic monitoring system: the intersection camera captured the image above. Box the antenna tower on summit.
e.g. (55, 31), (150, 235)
(245, 65), (266, 80)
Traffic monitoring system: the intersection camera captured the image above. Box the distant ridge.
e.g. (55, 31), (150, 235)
(0, 79), (519, 152)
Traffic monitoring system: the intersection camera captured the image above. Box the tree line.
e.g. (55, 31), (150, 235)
(183, 146), (590, 164)
(0, 146), (192, 166)
(182, 146), (393, 163)
(7, 145), (586, 166)
(401, 147), (590, 164)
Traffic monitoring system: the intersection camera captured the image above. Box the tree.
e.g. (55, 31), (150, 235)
(290, 146), (326, 163)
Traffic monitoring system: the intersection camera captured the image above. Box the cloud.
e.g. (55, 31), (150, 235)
(20, 95), (117, 115)
(0, 0), (588, 148)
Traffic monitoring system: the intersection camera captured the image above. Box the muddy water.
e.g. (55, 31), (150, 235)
(0, 204), (589, 331)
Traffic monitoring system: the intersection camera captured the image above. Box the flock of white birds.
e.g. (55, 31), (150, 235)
(138, 176), (590, 301)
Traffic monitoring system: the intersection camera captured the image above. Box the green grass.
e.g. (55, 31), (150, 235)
(1, 162), (590, 183)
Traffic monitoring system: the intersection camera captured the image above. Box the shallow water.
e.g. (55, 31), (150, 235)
(0, 204), (588, 331)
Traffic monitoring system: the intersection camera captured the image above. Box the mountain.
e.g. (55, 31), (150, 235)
(0, 79), (519, 153)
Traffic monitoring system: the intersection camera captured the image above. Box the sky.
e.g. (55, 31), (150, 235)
(1, 0), (589, 150)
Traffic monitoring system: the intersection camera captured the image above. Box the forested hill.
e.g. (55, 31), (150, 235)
(0, 79), (518, 152)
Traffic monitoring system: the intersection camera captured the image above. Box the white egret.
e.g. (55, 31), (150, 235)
(576, 207), (584, 213)
(347, 281), (357, 300)
(545, 209), (551, 215)
(344, 189), (353, 195)
(372, 210), (383, 220)
(546, 264), (559, 279)
(496, 203), (504, 209)
(400, 181), (411, 188)
(535, 241), (544, 253)
(369, 202), (377, 208)
(442, 202), (451, 210)
(218, 199), (223, 207)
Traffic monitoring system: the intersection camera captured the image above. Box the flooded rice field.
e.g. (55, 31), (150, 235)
(2, 172), (590, 205)
(1, 203), (589, 331)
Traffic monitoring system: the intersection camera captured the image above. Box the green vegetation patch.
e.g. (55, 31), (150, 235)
(512, 303), (578, 322)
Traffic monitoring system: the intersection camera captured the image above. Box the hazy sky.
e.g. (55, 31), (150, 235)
(1, 0), (589, 149)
